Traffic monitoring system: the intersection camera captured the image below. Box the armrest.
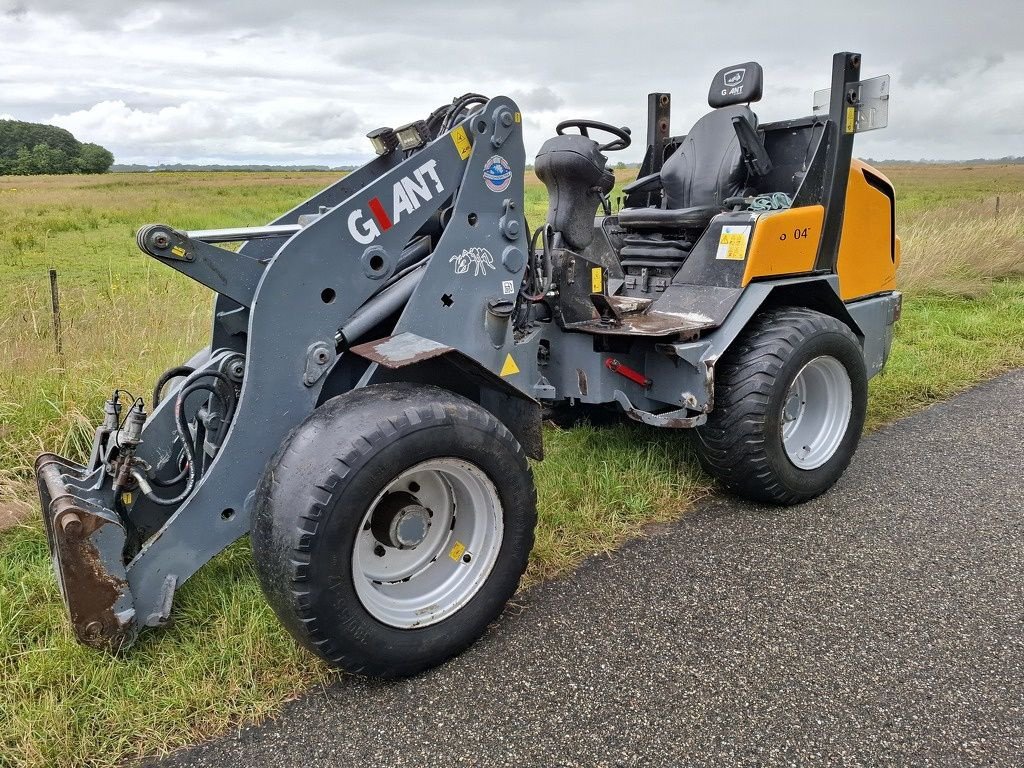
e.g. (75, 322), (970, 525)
(731, 116), (773, 177)
(622, 172), (663, 196)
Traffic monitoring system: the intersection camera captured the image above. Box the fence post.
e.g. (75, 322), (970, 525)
(49, 268), (64, 366)
(995, 196), (1000, 218)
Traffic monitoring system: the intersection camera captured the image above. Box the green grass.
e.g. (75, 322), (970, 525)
(865, 281), (1024, 429)
(880, 163), (1024, 215)
(0, 166), (1022, 767)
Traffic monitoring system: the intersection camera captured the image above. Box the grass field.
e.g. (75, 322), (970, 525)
(0, 163), (1022, 767)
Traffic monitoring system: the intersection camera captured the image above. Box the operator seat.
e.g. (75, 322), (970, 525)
(618, 61), (765, 234)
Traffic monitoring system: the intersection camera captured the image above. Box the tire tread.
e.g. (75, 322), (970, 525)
(251, 383), (536, 677)
(696, 306), (865, 505)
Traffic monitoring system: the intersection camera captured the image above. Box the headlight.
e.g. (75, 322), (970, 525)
(394, 121), (430, 151)
(366, 127), (399, 156)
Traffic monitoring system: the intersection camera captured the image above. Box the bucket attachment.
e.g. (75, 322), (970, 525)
(36, 454), (137, 651)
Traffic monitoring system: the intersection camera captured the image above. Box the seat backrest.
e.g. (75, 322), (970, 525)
(660, 62), (763, 210)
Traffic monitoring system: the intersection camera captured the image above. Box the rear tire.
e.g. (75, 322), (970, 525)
(696, 306), (867, 505)
(251, 383), (537, 678)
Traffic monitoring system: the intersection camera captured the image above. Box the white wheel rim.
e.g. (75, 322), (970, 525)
(781, 355), (853, 470)
(351, 458), (503, 628)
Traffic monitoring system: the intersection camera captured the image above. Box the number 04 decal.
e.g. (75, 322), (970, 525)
(779, 227), (811, 242)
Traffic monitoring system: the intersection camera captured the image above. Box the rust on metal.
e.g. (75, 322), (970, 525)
(36, 454), (136, 652)
(350, 332), (453, 369)
(612, 390), (705, 429)
(53, 503), (132, 650)
(570, 282), (743, 339)
(568, 309), (710, 338)
(59, 511), (83, 536)
(576, 368), (588, 397)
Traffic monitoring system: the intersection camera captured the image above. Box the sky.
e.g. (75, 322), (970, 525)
(1, 0), (1022, 166)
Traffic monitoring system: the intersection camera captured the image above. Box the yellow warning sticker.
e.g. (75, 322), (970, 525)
(500, 353), (520, 377)
(591, 267), (603, 293)
(451, 124), (472, 159)
(170, 245), (187, 259)
(449, 540), (467, 562)
(845, 106), (856, 134)
(514, 111), (522, 123)
(715, 225), (751, 261)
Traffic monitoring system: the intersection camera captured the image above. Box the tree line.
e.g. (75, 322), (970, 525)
(0, 119), (114, 175)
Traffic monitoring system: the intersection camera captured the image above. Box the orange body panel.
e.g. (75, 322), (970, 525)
(836, 160), (898, 300)
(741, 205), (824, 285)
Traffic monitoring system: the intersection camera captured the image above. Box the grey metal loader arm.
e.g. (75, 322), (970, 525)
(37, 97), (531, 651)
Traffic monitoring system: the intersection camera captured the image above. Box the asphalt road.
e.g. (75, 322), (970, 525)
(148, 370), (1024, 767)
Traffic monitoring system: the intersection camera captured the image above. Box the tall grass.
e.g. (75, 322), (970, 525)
(896, 195), (1024, 295)
(0, 269), (209, 512)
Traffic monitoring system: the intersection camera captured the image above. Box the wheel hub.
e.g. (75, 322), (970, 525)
(780, 355), (853, 470)
(371, 491), (431, 549)
(352, 459), (504, 629)
(783, 391), (803, 423)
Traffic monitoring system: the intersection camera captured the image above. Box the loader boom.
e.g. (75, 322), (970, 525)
(38, 100), (532, 649)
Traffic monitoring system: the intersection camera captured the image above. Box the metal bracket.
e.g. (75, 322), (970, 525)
(491, 106), (515, 149)
(612, 390), (706, 428)
(303, 342), (336, 386)
(655, 340), (715, 413)
(350, 332), (453, 368)
(137, 224), (267, 307)
(498, 198), (521, 241)
(149, 574), (178, 627)
(36, 453), (138, 651)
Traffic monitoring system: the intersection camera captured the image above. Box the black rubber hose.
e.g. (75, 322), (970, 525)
(520, 223), (553, 302)
(150, 460), (188, 488)
(443, 93), (488, 132)
(136, 370), (237, 506)
(152, 365), (195, 408)
(150, 374), (235, 489)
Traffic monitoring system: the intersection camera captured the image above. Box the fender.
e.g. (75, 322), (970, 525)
(658, 275), (865, 415)
(350, 332), (543, 460)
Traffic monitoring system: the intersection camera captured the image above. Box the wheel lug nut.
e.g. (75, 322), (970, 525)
(374, 545), (386, 557)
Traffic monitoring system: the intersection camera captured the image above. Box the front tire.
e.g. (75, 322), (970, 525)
(251, 383), (537, 678)
(696, 307), (867, 505)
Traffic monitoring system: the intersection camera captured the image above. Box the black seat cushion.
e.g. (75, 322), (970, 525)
(616, 205), (720, 230)
(616, 104), (756, 234)
(616, 62), (763, 242)
(661, 104), (755, 210)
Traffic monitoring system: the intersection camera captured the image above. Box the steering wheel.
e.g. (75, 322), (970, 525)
(555, 119), (632, 152)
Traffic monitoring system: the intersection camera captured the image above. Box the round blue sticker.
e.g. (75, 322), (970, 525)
(482, 155), (512, 193)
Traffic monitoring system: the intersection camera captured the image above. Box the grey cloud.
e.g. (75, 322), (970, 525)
(511, 87), (564, 112)
(272, 105), (364, 142)
(900, 52), (1005, 86)
(3, 0), (1023, 164)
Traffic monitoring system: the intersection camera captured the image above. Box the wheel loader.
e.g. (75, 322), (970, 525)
(35, 52), (900, 676)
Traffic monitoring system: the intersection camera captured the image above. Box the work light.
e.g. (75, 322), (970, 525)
(394, 121), (430, 151)
(366, 127), (399, 156)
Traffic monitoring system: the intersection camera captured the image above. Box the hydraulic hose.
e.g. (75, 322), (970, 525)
(152, 365), (195, 408)
(136, 369), (236, 506)
(520, 223), (554, 302)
